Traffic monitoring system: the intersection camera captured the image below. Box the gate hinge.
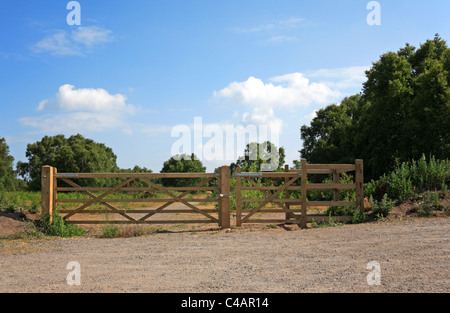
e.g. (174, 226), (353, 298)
(219, 193), (231, 198)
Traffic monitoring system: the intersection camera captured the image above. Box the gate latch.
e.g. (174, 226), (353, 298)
(219, 193), (231, 198)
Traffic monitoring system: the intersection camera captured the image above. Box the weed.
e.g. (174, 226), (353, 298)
(101, 224), (119, 238)
(417, 191), (441, 217)
(370, 194), (393, 219)
(39, 212), (85, 237)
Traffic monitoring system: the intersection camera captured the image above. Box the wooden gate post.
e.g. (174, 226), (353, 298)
(300, 159), (308, 228)
(41, 165), (56, 223)
(285, 165), (294, 222)
(355, 159), (364, 213)
(218, 165), (231, 229)
(235, 167), (242, 227)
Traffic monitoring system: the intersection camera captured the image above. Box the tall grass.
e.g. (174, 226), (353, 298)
(365, 154), (450, 204)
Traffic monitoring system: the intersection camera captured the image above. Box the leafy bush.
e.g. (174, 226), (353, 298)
(417, 191), (441, 217)
(365, 155), (450, 204)
(370, 194), (393, 219)
(39, 212), (85, 237)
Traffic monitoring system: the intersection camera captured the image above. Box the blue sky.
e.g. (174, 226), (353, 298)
(1, 0), (449, 172)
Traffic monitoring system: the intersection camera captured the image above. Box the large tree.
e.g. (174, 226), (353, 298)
(160, 153), (206, 187)
(299, 94), (363, 166)
(231, 141), (286, 173)
(299, 35), (450, 181)
(0, 138), (16, 190)
(357, 34), (450, 179)
(17, 134), (119, 190)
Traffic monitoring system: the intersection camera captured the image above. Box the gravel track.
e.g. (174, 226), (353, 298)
(0, 217), (448, 293)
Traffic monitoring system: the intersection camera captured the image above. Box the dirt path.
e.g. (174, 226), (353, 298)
(0, 217), (448, 293)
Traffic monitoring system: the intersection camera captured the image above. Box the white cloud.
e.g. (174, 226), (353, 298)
(265, 35), (296, 44)
(33, 30), (81, 56)
(214, 73), (340, 108)
(232, 17), (309, 44)
(306, 66), (370, 90)
(72, 26), (113, 47)
(32, 26), (113, 56)
(37, 84), (135, 114)
(21, 84), (136, 134)
(213, 66), (370, 139)
(241, 107), (283, 138)
(19, 112), (125, 133)
(233, 17), (306, 33)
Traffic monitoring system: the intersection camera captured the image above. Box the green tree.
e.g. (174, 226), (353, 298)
(299, 94), (364, 166)
(0, 137), (16, 190)
(358, 34), (450, 179)
(231, 141), (286, 191)
(17, 134), (119, 190)
(299, 35), (450, 181)
(231, 141), (286, 173)
(160, 153), (206, 187)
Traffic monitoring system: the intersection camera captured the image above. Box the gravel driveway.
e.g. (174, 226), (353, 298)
(0, 217), (448, 293)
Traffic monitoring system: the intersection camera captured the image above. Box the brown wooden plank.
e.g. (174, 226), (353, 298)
(307, 201), (356, 207)
(306, 183), (356, 190)
(65, 220), (216, 225)
(218, 165), (231, 228)
(56, 186), (217, 192)
(355, 159), (364, 213)
(301, 159), (308, 228)
(57, 198), (219, 203)
(333, 170), (340, 203)
(55, 173), (217, 178)
(59, 209), (218, 214)
(306, 215), (353, 222)
(41, 166), (54, 222)
(306, 164), (356, 171)
(235, 172), (301, 178)
(243, 219), (289, 224)
(241, 198), (299, 203)
(241, 186), (303, 191)
(235, 167), (242, 227)
(285, 165), (294, 221)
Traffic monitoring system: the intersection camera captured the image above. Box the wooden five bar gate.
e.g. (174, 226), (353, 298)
(41, 160), (363, 229)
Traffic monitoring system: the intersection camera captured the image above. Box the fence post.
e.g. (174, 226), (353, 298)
(355, 159), (364, 213)
(41, 165), (55, 223)
(218, 165), (231, 229)
(300, 159), (308, 228)
(285, 165), (294, 222)
(235, 167), (242, 227)
(333, 169), (340, 202)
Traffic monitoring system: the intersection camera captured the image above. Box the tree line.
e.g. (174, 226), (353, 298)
(0, 134), (285, 191)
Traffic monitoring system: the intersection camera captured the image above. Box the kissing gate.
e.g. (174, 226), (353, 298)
(41, 160), (364, 228)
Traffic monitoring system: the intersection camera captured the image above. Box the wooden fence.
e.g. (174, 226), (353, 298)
(41, 160), (363, 229)
(235, 159), (364, 228)
(41, 165), (230, 228)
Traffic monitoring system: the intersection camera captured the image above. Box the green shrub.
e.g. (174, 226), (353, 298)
(39, 212), (85, 237)
(417, 191), (441, 217)
(101, 224), (119, 238)
(365, 155), (450, 204)
(370, 194), (393, 219)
